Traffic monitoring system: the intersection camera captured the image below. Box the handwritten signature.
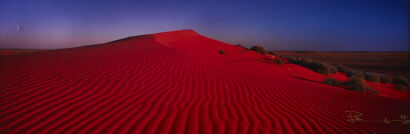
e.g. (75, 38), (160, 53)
(346, 111), (410, 126)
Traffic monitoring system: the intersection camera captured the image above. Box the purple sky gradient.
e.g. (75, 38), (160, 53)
(0, 0), (408, 51)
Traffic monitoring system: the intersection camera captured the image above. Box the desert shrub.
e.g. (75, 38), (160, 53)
(343, 77), (368, 92)
(343, 77), (379, 94)
(250, 45), (268, 55)
(323, 78), (341, 86)
(313, 61), (337, 75)
(345, 70), (364, 78)
(285, 57), (298, 63)
(219, 50), (226, 55)
(393, 76), (409, 87)
(364, 72), (380, 83)
(300, 58), (313, 64)
(335, 64), (352, 74)
(286, 57), (337, 75)
(336, 64), (393, 84)
(379, 75), (392, 84)
(369, 88), (380, 95)
(284, 56), (298, 63)
(321, 61), (338, 74)
(335, 65), (365, 78)
(274, 59), (284, 65)
(268, 51), (277, 56)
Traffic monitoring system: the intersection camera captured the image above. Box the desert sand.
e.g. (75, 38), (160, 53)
(0, 30), (409, 133)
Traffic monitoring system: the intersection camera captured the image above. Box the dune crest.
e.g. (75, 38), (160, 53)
(154, 29), (199, 41)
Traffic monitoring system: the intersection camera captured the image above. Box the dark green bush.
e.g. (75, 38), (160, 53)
(286, 57), (337, 76)
(343, 77), (368, 92)
(393, 76), (409, 87)
(345, 70), (364, 78)
(379, 75), (392, 84)
(250, 45), (268, 55)
(236, 44), (244, 48)
(334, 64), (366, 79)
(339, 77), (379, 94)
(364, 72), (380, 83)
(337, 64), (395, 85)
(274, 59), (284, 65)
(335, 64), (352, 73)
(219, 50), (226, 55)
(323, 78), (341, 86)
(319, 62), (337, 75)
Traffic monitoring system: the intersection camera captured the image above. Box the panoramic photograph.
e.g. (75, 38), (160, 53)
(0, 0), (409, 133)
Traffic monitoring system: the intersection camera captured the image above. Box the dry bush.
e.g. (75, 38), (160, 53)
(379, 75), (392, 84)
(274, 59), (284, 65)
(345, 70), (365, 78)
(285, 57), (298, 63)
(251, 45), (268, 55)
(364, 72), (380, 83)
(343, 77), (368, 92)
(285, 57), (337, 76)
(323, 78), (341, 86)
(335, 64), (352, 74)
(393, 76), (409, 89)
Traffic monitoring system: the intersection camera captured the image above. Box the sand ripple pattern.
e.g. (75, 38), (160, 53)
(0, 30), (409, 134)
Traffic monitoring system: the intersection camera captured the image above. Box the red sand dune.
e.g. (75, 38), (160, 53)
(0, 30), (409, 133)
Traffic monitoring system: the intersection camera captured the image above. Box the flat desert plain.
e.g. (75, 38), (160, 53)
(276, 51), (409, 78)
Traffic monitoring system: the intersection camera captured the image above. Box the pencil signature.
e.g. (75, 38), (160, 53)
(346, 111), (410, 126)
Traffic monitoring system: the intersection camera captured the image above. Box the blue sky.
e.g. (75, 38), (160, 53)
(0, 0), (408, 51)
